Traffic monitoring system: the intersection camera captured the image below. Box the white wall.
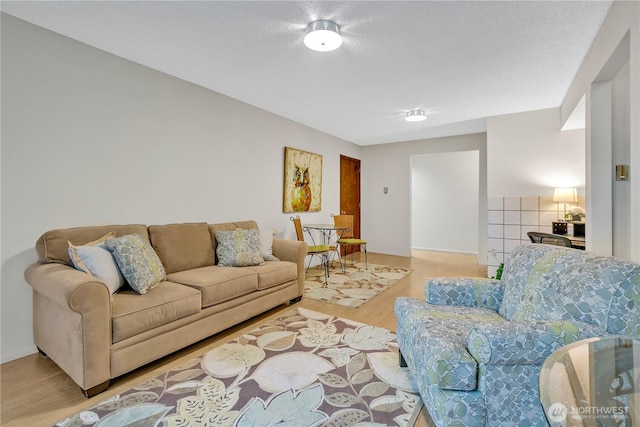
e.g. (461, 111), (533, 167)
(3, 5), (626, 363)
(0, 14), (361, 362)
(590, 80), (615, 254)
(485, 108), (586, 274)
(487, 108), (586, 198)
(561, 0), (639, 261)
(612, 62), (631, 259)
(361, 133), (487, 262)
(411, 151), (479, 254)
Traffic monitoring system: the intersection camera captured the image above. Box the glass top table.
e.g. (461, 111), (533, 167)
(303, 223), (349, 244)
(539, 336), (639, 426)
(304, 224), (350, 271)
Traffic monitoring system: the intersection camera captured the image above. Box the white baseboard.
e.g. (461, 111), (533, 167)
(412, 246), (478, 256)
(1, 345), (38, 364)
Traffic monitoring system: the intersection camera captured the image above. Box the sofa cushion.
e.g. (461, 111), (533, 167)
(149, 222), (214, 274)
(215, 229), (264, 267)
(395, 298), (506, 391)
(35, 224), (149, 266)
(607, 270), (640, 336)
(243, 261), (297, 290)
(501, 244), (632, 330)
(111, 281), (202, 343)
(68, 233), (125, 294)
(167, 266), (258, 308)
(104, 234), (167, 295)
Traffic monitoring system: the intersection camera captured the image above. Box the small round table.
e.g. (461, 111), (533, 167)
(303, 224), (350, 271)
(539, 336), (639, 426)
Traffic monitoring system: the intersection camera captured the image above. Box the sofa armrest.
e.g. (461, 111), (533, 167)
(272, 239), (307, 297)
(467, 320), (607, 365)
(25, 262), (112, 309)
(24, 262), (112, 392)
(425, 277), (504, 311)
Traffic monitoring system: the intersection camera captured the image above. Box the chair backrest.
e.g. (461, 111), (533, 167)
(333, 214), (354, 238)
(527, 231), (572, 247)
(290, 216), (304, 242)
(499, 244), (640, 336)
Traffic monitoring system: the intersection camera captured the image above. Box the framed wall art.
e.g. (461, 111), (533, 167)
(283, 147), (322, 212)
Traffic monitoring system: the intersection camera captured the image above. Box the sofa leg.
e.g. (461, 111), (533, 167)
(290, 295), (303, 304)
(399, 350), (408, 368)
(82, 380), (111, 398)
(37, 347), (47, 358)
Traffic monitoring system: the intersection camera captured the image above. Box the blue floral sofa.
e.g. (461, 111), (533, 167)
(395, 244), (640, 426)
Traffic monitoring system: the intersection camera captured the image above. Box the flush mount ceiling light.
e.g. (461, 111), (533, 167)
(405, 110), (427, 122)
(304, 20), (342, 52)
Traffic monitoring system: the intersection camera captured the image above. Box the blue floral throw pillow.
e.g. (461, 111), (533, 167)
(215, 229), (265, 267)
(104, 234), (166, 294)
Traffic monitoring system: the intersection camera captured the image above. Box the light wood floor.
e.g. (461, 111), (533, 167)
(0, 250), (486, 426)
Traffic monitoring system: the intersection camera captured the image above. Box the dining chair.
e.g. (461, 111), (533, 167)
(325, 215), (344, 270)
(527, 231), (572, 247)
(290, 216), (329, 282)
(332, 214), (368, 270)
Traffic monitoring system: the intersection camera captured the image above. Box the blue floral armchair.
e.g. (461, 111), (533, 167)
(395, 244), (640, 426)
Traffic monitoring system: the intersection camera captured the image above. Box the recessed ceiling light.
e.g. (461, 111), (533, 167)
(304, 20), (342, 52)
(405, 110), (427, 122)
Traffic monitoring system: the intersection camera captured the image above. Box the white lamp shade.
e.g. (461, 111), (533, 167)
(304, 20), (342, 52)
(552, 187), (577, 203)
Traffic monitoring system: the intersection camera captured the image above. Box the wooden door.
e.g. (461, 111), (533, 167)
(340, 155), (361, 254)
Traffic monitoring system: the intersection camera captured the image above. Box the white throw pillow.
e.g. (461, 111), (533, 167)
(68, 232), (126, 294)
(260, 229), (279, 261)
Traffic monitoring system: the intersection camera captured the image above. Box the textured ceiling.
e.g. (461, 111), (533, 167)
(1, 1), (612, 145)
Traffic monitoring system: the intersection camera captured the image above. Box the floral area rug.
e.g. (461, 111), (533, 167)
(53, 308), (422, 427)
(305, 262), (414, 308)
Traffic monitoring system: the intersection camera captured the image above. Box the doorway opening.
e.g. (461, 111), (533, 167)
(411, 150), (480, 254)
(339, 155), (361, 255)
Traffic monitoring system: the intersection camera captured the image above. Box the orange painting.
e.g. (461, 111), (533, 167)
(283, 147), (322, 212)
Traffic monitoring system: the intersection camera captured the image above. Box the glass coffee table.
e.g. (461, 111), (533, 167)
(539, 336), (639, 426)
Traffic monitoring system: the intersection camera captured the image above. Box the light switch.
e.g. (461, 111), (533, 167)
(383, 187), (388, 194)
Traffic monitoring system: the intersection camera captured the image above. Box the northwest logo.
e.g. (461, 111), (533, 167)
(548, 402), (567, 423)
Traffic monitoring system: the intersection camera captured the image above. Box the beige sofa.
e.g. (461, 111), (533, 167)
(24, 221), (306, 397)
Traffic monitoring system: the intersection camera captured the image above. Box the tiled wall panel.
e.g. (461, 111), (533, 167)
(487, 195), (585, 277)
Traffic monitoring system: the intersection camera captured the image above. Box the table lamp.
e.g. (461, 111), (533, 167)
(552, 187), (577, 234)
